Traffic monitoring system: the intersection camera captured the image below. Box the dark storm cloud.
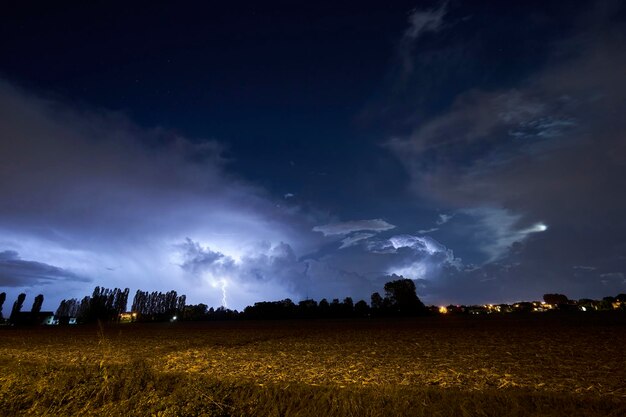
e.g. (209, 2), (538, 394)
(0, 78), (276, 243)
(386, 1), (626, 300)
(0, 250), (90, 287)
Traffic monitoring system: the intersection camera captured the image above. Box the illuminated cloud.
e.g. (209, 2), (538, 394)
(177, 238), (235, 277)
(312, 219), (396, 236)
(174, 238), (312, 308)
(0, 79), (304, 309)
(436, 213), (454, 225)
(0, 79), (439, 310)
(417, 213), (453, 234)
(389, 235), (446, 254)
(339, 233), (376, 249)
(360, 234), (460, 283)
(404, 2), (448, 40)
(460, 208), (549, 262)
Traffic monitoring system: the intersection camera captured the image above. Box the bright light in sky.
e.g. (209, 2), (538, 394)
(528, 223), (548, 233)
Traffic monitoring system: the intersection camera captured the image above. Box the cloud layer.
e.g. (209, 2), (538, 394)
(385, 1), (626, 300)
(0, 79), (307, 309)
(0, 250), (90, 287)
(0, 80), (458, 310)
(312, 219), (396, 236)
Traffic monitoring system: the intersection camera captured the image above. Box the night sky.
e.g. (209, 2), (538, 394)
(1, 1), (625, 311)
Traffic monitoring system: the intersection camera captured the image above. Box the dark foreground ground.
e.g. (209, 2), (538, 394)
(1, 313), (625, 416)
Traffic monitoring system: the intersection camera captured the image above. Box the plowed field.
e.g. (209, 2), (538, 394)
(1, 314), (625, 416)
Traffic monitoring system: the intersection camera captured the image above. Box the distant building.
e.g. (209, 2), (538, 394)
(119, 312), (137, 323)
(12, 311), (55, 326)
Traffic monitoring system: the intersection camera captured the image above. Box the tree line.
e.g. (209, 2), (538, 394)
(179, 278), (428, 321)
(0, 278), (427, 324)
(55, 288), (186, 323)
(2, 280), (624, 325)
(0, 292), (46, 325)
(0, 287), (185, 324)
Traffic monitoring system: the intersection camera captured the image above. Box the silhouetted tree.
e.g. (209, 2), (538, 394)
(132, 289), (186, 321)
(298, 299), (318, 318)
(354, 299), (370, 317)
(599, 296), (616, 310)
(371, 292), (384, 315)
(114, 288), (130, 319)
(31, 294), (44, 315)
(329, 298), (341, 316)
(56, 298), (80, 320)
(77, 296), (90, 320)
(72, 287), (131, 322)
(513, 302), (533, 313)
(210, 306), (238, 320)
(384, 278), (426, 316)
(183, 303), (208, 320)
(318, 298), (330, 317)
(543, 293), (569, 305)
(10, 293), (26, 322)
(577, 298), (595, 310)
(0, 292), (5, 319)
(244, 299), (296, 319)
(342, 297), (354, 317)
(177, 294), (186, 314)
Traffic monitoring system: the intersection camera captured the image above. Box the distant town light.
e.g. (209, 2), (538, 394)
(439, 306), (448, 314)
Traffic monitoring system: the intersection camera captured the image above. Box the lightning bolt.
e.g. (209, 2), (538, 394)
(220, 279), (228, 308)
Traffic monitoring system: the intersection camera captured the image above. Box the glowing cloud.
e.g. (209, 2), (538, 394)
(313, 219), (396, 236)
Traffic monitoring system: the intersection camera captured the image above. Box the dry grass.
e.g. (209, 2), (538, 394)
(1, 314), (625, 416)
